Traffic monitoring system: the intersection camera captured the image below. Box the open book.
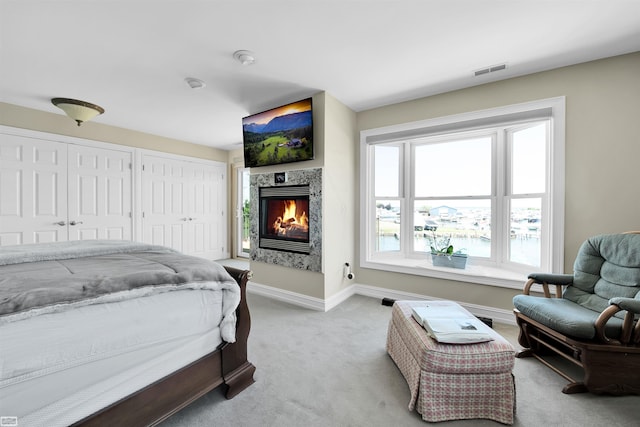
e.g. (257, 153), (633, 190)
(411, 305), (494, 344)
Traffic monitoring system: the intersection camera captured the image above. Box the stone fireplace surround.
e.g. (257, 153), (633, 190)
(250, 168), (322, 272)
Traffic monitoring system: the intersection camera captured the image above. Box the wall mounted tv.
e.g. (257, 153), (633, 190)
(242, 98), (314, 168)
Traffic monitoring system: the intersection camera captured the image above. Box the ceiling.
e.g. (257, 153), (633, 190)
(1, 1), (639, 151)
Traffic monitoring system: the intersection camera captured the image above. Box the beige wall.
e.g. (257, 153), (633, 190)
(0, 102), (228, 162)
(322, 93), (357, 299)
(247, 92), (358, 301)
(355, 52), (640, 311)
(247, 92), (327, 299)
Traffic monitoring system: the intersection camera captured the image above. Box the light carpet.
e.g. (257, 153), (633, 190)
(160, 292), (639, 427)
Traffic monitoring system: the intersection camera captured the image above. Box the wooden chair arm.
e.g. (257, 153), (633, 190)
(595, 305), (624, 345)
(595, 300), (640, 345)
(522, 276), (570, 298)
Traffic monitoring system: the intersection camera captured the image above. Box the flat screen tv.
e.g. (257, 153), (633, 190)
(242, 98), (314, 168)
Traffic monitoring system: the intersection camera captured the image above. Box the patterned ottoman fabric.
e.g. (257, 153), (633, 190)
(386, 300), (516, 425)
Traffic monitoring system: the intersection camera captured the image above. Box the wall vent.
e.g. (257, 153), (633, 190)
(474, 63), (507, 77)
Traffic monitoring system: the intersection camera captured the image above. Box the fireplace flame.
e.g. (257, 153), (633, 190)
(273, 200), (309, 238)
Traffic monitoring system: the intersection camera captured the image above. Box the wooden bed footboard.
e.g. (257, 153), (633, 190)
(73, 266), (256, 426)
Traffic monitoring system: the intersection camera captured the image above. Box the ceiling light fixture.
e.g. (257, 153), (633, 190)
(185, 77), (206, 89)
(233, 50), (255, 66)
(51, 98), (105, 126)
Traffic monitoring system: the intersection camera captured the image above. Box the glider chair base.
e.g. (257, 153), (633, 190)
(514, 309), (640, 395)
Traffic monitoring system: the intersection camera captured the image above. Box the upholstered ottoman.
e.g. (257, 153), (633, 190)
(386, 300), (516, 424)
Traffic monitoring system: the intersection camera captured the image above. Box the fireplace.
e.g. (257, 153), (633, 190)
(250, 168), (321, 272)
(259, 185), (310, 254)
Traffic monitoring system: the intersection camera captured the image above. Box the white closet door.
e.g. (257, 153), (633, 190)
(141, 154), (226, 259)
(67, 145), (133, 241)
(0, 134), (68, 245)
(188, 162), (226, 259)
(142, 155), (190, 252)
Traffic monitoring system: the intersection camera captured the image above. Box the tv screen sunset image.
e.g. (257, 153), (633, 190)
(242, 98), (313, 168)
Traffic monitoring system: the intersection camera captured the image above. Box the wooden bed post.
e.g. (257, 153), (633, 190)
(221, 266), (257, 398)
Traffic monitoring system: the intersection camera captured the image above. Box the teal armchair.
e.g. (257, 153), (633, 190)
(513, 232), (640, 395)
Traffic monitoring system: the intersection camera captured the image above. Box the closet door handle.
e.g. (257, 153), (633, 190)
(69, 220), (84, 226)
(54, 221), (66, 226)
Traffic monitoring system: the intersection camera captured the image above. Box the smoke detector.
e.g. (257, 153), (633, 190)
(185, 77), (206, 89)
(233, 50), (255, 66)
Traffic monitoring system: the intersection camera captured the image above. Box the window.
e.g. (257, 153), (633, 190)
(360, 98), (565, 288)
(236, 168), (251, 258)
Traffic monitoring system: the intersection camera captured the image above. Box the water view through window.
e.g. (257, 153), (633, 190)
(376, 199), (541, 267)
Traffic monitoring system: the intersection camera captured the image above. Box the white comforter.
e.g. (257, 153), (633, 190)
(0, 240), (240, 427)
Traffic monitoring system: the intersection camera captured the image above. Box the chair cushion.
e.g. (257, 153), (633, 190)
(567, 233), (640, 315)
(513, 294), (624, 339)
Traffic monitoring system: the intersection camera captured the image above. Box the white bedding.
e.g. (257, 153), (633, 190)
(0, 287), (225, 427)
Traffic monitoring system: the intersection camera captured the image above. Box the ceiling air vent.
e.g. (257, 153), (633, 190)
(474, 63), (507, 77)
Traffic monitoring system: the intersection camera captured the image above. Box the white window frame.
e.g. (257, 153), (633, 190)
(236, 167), (251, 258)
(359, 97), (565, 289)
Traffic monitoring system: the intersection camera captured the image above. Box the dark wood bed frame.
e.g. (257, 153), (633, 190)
(72, 266), (256, 426)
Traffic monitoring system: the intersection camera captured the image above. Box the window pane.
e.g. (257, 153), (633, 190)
(510, 198), (541, 266)
(512, 123), (546, 194)
(241, 169), (251, 255)
(413, 199), (491, 258)
(375, 145), (400, 197)
(376, 200), (400, 252)
(415, 137), (491, 197)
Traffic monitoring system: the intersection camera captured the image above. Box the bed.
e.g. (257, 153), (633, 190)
(0, 240), (255, 427)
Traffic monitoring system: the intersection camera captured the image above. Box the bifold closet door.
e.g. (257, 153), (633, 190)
(67, 144), (133, 241)
(142, 155), (191, 253)
(186, 161), (226, 259)
(0, 133), (133, 246)
(141, 154), (226, 259)
(0, 135), (68, 245)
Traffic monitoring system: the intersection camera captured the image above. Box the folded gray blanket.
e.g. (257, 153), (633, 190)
(0, 240), (241, 342)
(0, 239), (175, 266)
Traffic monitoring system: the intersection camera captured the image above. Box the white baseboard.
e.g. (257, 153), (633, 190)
(247, 281), (327, 311)
(247, 281), (517, 325)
